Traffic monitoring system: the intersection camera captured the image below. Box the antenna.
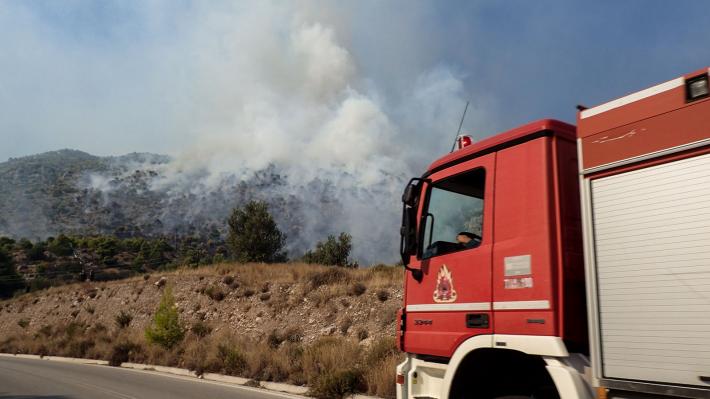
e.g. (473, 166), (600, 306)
(450, 101), (470, 152)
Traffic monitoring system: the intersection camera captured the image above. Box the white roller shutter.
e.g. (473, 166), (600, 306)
(590, 153), (710, 387)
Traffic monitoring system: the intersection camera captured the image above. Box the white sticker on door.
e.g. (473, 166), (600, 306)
(504, 255), (531, 276)
(504, 277), (534, 289)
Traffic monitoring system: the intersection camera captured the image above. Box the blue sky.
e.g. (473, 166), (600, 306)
(1, 0), (709, 168)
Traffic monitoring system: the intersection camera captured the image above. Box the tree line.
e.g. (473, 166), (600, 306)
(0, 200), (355, 298)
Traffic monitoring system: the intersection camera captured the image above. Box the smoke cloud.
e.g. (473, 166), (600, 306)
(4, 1), (709, 262)
(0, 1), (475, 263)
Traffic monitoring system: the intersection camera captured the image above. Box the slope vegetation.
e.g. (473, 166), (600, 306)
(0, 262), (404, 398)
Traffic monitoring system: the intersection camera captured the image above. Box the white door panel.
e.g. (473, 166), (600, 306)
(591, 153), (710, 387)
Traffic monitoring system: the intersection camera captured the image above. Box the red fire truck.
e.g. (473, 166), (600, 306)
(396, 67), (710, 399)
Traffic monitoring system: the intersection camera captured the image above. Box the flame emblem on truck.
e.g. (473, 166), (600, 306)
(433, 265), (458, 303)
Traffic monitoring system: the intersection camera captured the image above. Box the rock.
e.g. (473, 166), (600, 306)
(154, 277), (167, 287)
(319, 326), (336, 335)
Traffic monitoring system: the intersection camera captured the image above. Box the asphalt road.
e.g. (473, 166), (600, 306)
(0, 356), (299, 399)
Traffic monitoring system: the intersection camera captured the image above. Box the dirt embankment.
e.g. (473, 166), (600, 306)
(0, 263), (405, 398)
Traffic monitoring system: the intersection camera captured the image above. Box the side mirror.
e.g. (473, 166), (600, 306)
(402, 184), (418, 206)
(400, 204), (417, 262)
(399, 178), (428, 282)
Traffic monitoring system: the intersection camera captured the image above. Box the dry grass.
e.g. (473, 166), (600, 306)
(190, 262), (402, 292)
(0, 322), (402, 398)
(0, 261), (404, 398)
(365, 353), (402, 398)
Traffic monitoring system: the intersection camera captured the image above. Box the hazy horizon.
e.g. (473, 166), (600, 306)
(2, 1), (710, 168)
(2, 1), (710, 262)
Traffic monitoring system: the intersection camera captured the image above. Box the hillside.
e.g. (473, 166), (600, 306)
(0, 262), (404, 398)
(0, 149), (403, 264)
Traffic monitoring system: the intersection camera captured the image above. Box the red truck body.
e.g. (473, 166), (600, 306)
(396, 67), (710, 399)
(401, 120), (586, 357)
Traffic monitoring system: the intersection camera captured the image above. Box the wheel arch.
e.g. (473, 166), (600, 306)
(441, 334), (571, 399)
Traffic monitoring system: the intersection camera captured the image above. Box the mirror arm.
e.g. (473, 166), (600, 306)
(406, 265), (423, 282)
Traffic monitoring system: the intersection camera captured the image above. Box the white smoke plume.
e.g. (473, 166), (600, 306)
(2, 1), (489, 263)
(101, 2), (476, 264)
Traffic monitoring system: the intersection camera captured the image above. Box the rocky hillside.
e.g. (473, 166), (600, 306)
(0, 263), (404, 397)
(0, 149), (403, 264)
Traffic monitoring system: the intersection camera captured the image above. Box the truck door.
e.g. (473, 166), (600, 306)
(404, 153), (495, 358)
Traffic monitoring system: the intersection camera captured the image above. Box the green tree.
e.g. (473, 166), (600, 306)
(227, 201), (287, 263)
(302, 232), (354, 267)
(145, 286), (184, 349)
(26, 242), (47, 261)
(137, 239), (172, 269)
(17, 238), (32, 251)
(93, 236), (120, 258)
(0, 247), (24, 298)
(47, 234), (74, 257)
(0, 237), (15, 252)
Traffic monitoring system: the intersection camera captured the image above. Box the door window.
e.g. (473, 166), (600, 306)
(421, 168), (485, 259)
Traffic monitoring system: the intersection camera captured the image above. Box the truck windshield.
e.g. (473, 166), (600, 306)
(421, 168), (485, 259)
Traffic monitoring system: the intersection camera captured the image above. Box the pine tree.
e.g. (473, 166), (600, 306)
(227, 201), (287, 263)
(145, 286), (184, 348)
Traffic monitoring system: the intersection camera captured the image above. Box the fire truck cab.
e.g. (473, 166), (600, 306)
(397, 68), (710, 399)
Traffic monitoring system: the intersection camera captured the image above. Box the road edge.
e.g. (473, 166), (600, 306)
(0, 352), (380, 399)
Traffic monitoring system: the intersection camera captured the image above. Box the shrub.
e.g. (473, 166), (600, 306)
(376, 289), (390, 302)
(218, 344), (248, 375)
(114, 310), (133, 329)
(17, 319), (29, 329)
(302, 337), (361, 390)
(91, 323), (107, 334)
(260, 282), (270, 293)
(62, 321), (83, 339)
(348, 282), (366, 296)
(227, 201), (287, 263)
(308, 268), (348, 289)
(356, 328), (369, 341)
(190, 321), (212, 338)
(365, 337), (397, 367)
(110, 341), (139, 367)
(222, 275), (234, 285)
(267, 330), (285, 348)
(380, 304), (398, 327)
(204, 286), (225, 301)
(310, 369), (364, 399)
(339, 317), (352, 335)
(67, 338), (95, 358)
(145, 286), (185, 349)
(38, 325), (53, 337)
(283, 327), (303, 343)
(301, 232), (354, 267)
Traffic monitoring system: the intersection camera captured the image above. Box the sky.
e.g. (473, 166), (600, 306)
(1, 0), (709, 168)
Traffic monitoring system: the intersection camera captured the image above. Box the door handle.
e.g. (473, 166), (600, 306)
(466, 313), (489, 329)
